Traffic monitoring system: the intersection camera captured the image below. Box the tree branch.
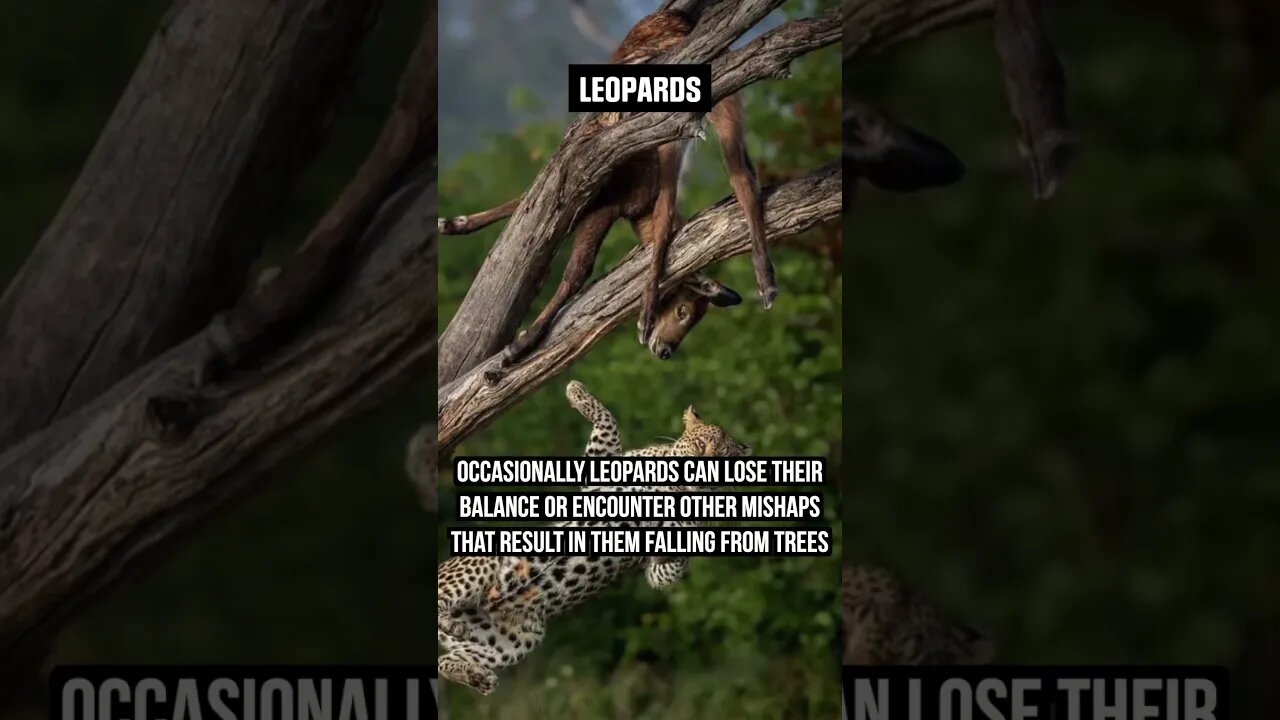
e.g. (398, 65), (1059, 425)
(0, 174), (436, 662)
(438, 163), (841, 456)
(437, 6), (840, 384)
(0, 0), (383, 449)
(569, 0), (616, 53)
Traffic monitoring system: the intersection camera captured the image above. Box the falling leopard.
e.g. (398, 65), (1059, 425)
(437, 381), (752, 695)
(436, 381), (718, 632)
(842, 563), (994, 665)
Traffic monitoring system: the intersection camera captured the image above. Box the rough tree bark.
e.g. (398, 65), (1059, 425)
(0, 0), (437, 681)
(0, 0), (383, 449)
(437, 2), (841, 385)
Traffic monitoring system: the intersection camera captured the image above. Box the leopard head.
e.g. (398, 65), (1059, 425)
(675, 405), (752, 457)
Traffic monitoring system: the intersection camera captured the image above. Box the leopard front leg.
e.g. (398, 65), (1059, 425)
(438, 644), (501, 696)
(438, 590), (547, 697)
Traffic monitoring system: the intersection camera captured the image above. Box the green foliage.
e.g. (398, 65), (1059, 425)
(439, 4), (842, 717)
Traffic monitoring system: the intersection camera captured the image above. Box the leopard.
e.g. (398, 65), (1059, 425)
(437, 381), (752, 695)
(484, 380), (750, 601)
(436, 382), (706, 637)
(842, 562), (995, 665)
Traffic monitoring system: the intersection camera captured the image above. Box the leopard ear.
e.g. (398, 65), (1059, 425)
(682, 405), (704, 431)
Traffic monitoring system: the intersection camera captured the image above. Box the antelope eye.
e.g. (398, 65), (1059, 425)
(677, 305), (690, 320)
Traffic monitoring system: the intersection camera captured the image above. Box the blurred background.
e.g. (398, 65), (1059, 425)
(846, 0), (1279, 715)
(0, 0), (432, 675)
(439, 0), (842, 718)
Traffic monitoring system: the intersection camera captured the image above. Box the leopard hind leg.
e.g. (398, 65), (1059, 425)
(438, 556), (532, 639)
(566, 381), (623, 456)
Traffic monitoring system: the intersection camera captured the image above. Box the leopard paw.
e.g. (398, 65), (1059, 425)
(438, 608), (469, 639)
(439, 660), (498, 696)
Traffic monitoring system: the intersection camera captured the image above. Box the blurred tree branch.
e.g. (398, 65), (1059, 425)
(0, 0), (437, 678)
(0, 0), (383, 448)
(569, 0), (617, 53)
(844, 0), (993, 60)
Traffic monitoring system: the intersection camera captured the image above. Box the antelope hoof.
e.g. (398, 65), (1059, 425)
(637, 298), (658, 346)
(500, 343), (519, 366)
(438, 216), (467, 234)
(759, 285), (778, 310)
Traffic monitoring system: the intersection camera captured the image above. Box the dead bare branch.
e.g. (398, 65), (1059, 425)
(438, 163), (841, 456)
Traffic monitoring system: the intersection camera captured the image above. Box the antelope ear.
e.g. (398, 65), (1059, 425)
(863, 122), (964, 193)
(845, 101), (964, 193)
(687, 275), (743, 308)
